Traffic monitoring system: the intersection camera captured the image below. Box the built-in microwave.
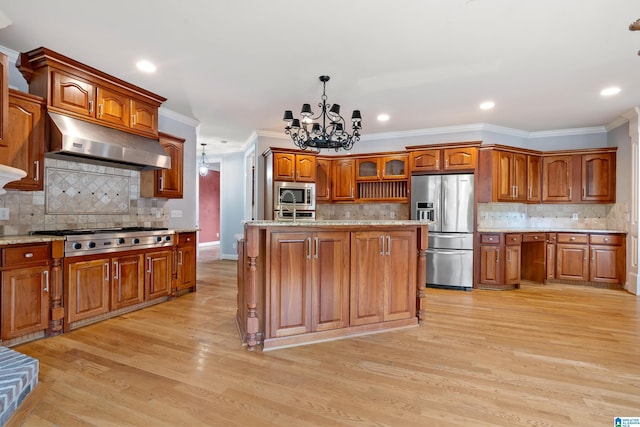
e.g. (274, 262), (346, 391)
(274, 181), (316, 211)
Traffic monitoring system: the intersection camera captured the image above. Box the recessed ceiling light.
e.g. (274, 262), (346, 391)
(377, 114), (390, 122)
(136, 60), (156, 73)
(600, 86), (621, 96)
(479, 101), (495, 110)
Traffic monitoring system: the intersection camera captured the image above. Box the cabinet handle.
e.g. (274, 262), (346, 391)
(569, 187), (572, 199)
(306, 237), (312, 260)
(515, 185), (518, 198)
(159, 176), (163, 190)
(582, 187), (585, 198)
(445, 159), (449, 167)
(435, 159), (439, 168)
(43, 270), (49, 292)
(132, 113), (137, 126)
(548, 247), (553, 260)
(113, 261), (118, 279)
(88, 100), (93, 114)
(314, 237), (319, 259)
(98, 103), (103, 118)
(386, 235), (391, 256)
(529, 187), (532, 199)
(380, 235), (385, 256)
(296, 171), (299, 179)
(146, 258), (151, 273)
(351, 187), (354, 198)
(496, 249), (499, 262)
(584, 249), (588, 261)
(105, 262), (110, 281)
(591, 249), (595, 261)
(24, 252), (33, 258)
(34, 160), (40, 182)
(179, 250), (184, 265)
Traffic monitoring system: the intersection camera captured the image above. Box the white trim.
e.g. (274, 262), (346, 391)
(159, 107), (200, 127)
(0, 45), (19, 62)
(527, 126), (606, 138)
(199, 241), (220, 247)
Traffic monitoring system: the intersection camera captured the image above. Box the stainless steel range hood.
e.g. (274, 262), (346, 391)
(46, 112), (171, 170)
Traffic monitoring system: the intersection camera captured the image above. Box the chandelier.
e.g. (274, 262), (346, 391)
(199, 143), (208, 177)
(283, 75), (362, 151)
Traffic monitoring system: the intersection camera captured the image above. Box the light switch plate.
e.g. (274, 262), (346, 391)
(0, 208), (9, 220)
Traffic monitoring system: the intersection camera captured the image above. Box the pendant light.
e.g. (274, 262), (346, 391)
(199, 143), (209, 177)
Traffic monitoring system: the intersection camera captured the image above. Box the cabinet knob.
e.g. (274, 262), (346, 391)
(534, 236), (539, 240)
(570, 237), (576, 241)
(24, 252), (33, 258)
(604, 238), (609, 242)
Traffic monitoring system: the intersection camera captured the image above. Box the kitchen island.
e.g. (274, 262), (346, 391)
(237, 220), (430, 351)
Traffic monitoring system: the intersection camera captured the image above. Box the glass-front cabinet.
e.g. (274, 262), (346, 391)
(356, 155), (407, 181)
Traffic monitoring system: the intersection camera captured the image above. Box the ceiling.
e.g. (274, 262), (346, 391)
(0, 1), (639, 156)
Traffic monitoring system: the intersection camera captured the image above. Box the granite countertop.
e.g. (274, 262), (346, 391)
(477, 228), (626, 234)
(245, 220), (434, 227)
(0, 235), (66, 245)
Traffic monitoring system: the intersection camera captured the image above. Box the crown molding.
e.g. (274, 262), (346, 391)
(159, 107), (200, 127)
(0, 45), (19, 62)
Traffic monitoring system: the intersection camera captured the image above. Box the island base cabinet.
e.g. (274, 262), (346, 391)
(351, 230), (416, 326)
(268, 231), (350, 338)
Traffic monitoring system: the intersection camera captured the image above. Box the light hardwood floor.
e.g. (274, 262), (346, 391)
(6, 252), (640, 426)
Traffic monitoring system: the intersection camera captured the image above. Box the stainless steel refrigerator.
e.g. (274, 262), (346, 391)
(411, 174), (474, 290)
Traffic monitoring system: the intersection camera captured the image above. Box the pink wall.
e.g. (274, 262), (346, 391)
(199, 171), (220, 243)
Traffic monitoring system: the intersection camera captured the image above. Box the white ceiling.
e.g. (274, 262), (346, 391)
(0, 1), (639, 156)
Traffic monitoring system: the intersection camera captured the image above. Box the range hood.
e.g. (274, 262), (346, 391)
(47, 112), (171, 170)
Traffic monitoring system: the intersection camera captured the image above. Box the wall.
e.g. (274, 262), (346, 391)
(198, 170), (220, 243)
(220, 152), (245, 260)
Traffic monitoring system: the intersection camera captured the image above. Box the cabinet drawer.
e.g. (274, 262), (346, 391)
(505, 234), (522, 245)
(522, 233), (545, 242)
(589, 234), (622, 246)
(557, 233), (588, 244)
(2, 243), (50, 267)
(480, 234), (501, 244)
(178, 232), (195, 245)
(547, 233), (557, 242)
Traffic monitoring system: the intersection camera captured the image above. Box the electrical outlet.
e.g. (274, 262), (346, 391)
(156, 209), (162, 218)
(0, 208), (9, 220)
(571, 213), (579, 220)
(171, 210), (183, 218)
(390, 211), (396, 219)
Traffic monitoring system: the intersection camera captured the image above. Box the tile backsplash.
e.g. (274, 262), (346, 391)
(0, 158), (168, 236)
(316, 203), (409, 220)
(477, 202), (628, 231)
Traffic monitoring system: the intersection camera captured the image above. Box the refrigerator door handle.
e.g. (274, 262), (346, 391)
(426, 249), (466, 255)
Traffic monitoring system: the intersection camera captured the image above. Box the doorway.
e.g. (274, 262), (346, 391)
(198, 162), (221, 259)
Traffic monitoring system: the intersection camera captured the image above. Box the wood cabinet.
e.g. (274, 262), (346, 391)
(478, 147), (539, 203)
(18, 47), (165, 138)
(140, 132), (184, 198)
(1, 90), (45, 191)
(315, 158), (331, 202)
(555, 233), (589, 281)
(0, 243), (51, 340)
(145, 249), (173, 300)
(479, 234), (502, 287)
(111, 253), (144, 310)
(175, 232), (196, 292)
(0, 52), (8, 147)
(588, 234), (625, 284)
(356, 155), (407, 181)
(66, 257), (110, 323)
(504, 234), (522, 285)
(268, 231), (350, 338)
(408, 145), (478, 173)
(350, 230), (415, 326)
(273, 152), (316, 182)
(542, 150), (616, 203)
(331, 158), (356, 201)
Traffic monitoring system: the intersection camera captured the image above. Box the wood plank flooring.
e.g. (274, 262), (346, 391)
(6, 252), (640, 426)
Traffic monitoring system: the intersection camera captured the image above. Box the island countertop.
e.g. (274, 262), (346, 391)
(244, 219), (433, 227)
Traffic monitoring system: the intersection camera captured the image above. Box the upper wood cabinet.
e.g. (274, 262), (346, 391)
(331, 158), (356, 201)
(478, 146), (540, 203)
(315, 158), (331, 202)
(17, 47), (166, 138)
(407, 143), (479, 173)
(0, 52), (8, 147)
(140, 132), (184, 199)
(273, 152), (316, 182)
(1, 90), (45, 191)
(542, 149), (616, 203)
(356, 155), (407, 181)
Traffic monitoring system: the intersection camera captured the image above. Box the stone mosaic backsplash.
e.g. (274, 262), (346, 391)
(317, 202), (409, 220)
(0, 158), (169, 236)
(477, 202), (628, 231)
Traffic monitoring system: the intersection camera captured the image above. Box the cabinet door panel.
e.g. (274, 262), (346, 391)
(51, 71), (95, 117)
(512, 153), (527, 201)
(589, 245), (622, 283)
(1, 266), (48, 340)
(385, 231), (415, 321)
(131, 98), (157, 136)
(480, 245), (501, 285)
(312, 232), (350, 331)
(296, 155), (316, 182)
(350, 232), (384, 325)
(543, 156), (573, 202)
(582, 153), (615, 202)
(0, 53), (7, 147)
(497, 151), (514, 201)
(315, 158), (331, 201)
(527, 155), (541, 202)
(177, 245), (196, 290)
(111, 254), (144, 310)
(273, 153), (296, 181)
(505, 245), (521, 285)
(270, 233), (312, 337)
(331, 159), (355, 201)
(556, 244), (588, 281)
(410, 150), (440, 172)
(443, 147), (476, 170)
(146, 250), (172, 299)
(67, 258), (110, 323)
(96, 87), (130, 128)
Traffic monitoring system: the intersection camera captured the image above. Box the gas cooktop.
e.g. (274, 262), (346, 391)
(31, 227), (169, 236)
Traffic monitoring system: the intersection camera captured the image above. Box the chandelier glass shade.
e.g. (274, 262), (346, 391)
(199, 143), (209, 177)
(283, 75), (362, 151)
